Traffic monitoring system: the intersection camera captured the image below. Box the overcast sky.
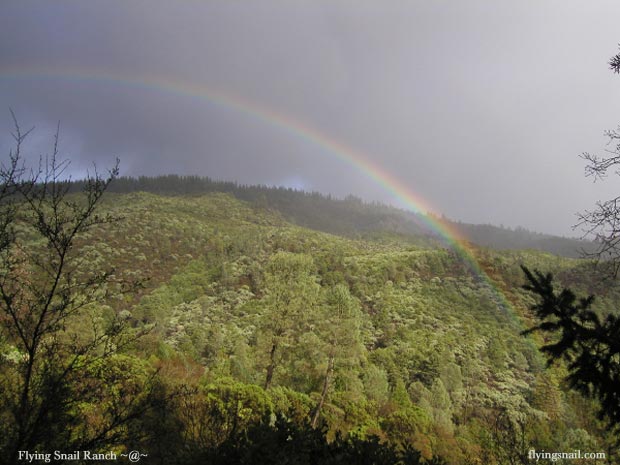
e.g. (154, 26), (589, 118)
(1, 1), (620, 236)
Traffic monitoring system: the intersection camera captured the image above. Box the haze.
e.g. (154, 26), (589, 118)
(1, 1), (620, 237)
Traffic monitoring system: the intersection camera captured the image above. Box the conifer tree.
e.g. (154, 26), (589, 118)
(259, 252), (319, 389)
(521, 266), (620, 433)
(311, 284), (363, 428)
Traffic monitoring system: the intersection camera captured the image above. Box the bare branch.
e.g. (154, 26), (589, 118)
(0, 113), (153, 460)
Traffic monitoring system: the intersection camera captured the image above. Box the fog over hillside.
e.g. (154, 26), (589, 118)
(92, 174), (595, 257)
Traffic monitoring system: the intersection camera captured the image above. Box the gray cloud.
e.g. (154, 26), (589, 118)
(1, 0), (620, 235)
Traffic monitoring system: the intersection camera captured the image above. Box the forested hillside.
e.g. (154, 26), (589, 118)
(1, 189), (617, 464)
(91, 175), (593, 257)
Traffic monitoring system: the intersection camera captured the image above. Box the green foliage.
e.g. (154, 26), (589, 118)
(206, 414), (435, 465)
(4, 180), (618, 463)
(258, 252), (320, 389)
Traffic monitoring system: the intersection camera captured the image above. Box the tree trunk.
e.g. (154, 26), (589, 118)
(311, 353), (334, 428)
(264, 341), (278, 390)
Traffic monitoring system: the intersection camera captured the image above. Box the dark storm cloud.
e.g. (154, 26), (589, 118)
(1, 1), (620, 235)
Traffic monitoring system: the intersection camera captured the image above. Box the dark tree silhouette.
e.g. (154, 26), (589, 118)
(201, 414), (441, 465)
(521, 266), (620, 433)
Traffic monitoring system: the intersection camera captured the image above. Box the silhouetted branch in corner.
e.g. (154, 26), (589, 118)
(521, 266), (620, 435)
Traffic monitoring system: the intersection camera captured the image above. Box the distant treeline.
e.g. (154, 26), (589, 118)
(83, 174), (435, 239)
(72, 174), (592, 257)
(450, 221), (595, 258)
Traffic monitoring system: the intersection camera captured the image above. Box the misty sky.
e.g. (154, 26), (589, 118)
(1, 1), (620, 236)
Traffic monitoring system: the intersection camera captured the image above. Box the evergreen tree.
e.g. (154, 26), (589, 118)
(522, 266), (620, 433)
(311, 284), (363, 428)
(259, 252), (319, 389)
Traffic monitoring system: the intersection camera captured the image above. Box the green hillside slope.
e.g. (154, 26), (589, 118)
(2, 191), (617, 464)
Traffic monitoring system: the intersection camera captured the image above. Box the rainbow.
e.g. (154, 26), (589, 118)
(0, 67), (521, 323)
